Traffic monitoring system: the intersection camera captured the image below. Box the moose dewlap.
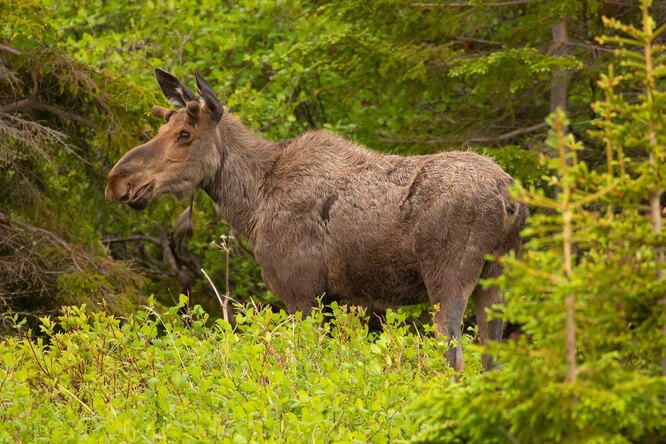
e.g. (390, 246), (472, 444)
(105, 69), (527, 372)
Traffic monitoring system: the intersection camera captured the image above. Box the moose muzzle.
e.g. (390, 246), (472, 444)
(105, 144), (156, 210)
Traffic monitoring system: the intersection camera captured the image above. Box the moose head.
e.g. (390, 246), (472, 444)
(105, 69), (224, 210)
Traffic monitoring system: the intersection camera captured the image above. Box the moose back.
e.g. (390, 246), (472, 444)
(105, 69), (527, 371)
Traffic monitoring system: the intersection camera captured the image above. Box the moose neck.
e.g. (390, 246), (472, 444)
(201, 114), (276, 242)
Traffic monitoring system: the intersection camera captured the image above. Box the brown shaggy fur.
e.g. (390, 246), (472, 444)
(106, 70), (528, 371)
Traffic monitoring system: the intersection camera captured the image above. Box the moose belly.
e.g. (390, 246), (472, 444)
(326, 255), (427, 309)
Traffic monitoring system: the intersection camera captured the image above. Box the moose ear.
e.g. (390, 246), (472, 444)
(154, 68), (199, 108)
(185, 101), (201, 123)
(151, 105), (176, 122)
(194, 70), (223, 121)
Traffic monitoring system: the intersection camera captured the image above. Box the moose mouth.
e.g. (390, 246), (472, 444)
(127, 182), (154, 211)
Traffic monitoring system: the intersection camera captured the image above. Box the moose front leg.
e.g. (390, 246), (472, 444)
(259, 259), (327, 316)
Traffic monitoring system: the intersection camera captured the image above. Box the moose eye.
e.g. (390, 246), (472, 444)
(178, 130), (191, 141)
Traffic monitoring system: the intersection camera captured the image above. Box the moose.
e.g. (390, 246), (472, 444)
(105, 69), (527, 371)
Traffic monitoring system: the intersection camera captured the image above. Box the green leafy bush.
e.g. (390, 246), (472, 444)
(0, 300), (470, 442)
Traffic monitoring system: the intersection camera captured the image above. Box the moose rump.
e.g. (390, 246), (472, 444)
(106, 69), (527, 372)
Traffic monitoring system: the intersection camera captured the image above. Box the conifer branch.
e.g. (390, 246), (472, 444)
(571, 181), (618, 209)
(0, 97), (96, 128)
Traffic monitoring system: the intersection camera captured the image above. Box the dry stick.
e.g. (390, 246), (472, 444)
(411, 0), (533, 7)
(567, 41), (615, 54)
(453, 35), (503, 46)
(380, 121), (549, 146)
(201, 268), (229, 323)
(466, 121), (548, 144)
(58, 384), (95, 416)
(101, 235), (161, 245)
(142, 306), (193, 389)
(0, 44), (21, 56)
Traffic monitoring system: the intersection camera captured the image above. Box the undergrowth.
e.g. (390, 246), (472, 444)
(0, 298), (475, 442)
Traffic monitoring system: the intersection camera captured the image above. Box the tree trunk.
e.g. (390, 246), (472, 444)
(550, 20), (568, 114)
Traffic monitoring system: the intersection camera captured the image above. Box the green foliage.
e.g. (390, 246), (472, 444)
(0, 301), (465, 442)
(0, 0), (55, 44)
(450, 48), (582, 95)
(47, 0), (620, 150)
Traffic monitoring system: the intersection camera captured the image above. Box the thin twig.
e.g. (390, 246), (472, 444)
(142, 306), (193, 389)
(101, 235), (161, 245)
(567, 41), (615, 54)
(412, 0), (533, 7)
(58, 384), (95, 416)
(381, 121), (549, 146)
(466, 121), (549, 144)
(454, 36), (503, 46)
(201, 268), (229, 323)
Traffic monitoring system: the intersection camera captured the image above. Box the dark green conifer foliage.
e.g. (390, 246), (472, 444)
(0, 0), (159, 328)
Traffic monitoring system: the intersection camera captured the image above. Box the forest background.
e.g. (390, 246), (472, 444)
(0, 0), (665, 442)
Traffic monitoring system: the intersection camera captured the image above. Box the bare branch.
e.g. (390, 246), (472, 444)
(0, 98), (34, 113)
(567, 41), (615, 54)
(379, 121), (549, 146)
(412, 0), (533, 8)
(0, 44), (21, 56)
(466, 121), (548, 144)
(454, 36), (503, 46)
(0, 98), (96, 128)
(0, 65), (22, 92)
(378, 136), (447, 145)
(102, 235), (161, 245)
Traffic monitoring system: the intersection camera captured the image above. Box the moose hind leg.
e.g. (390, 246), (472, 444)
(472, 261), (504, 371)
(432, 282), (477, 372)
(424, 258), (484, 372)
